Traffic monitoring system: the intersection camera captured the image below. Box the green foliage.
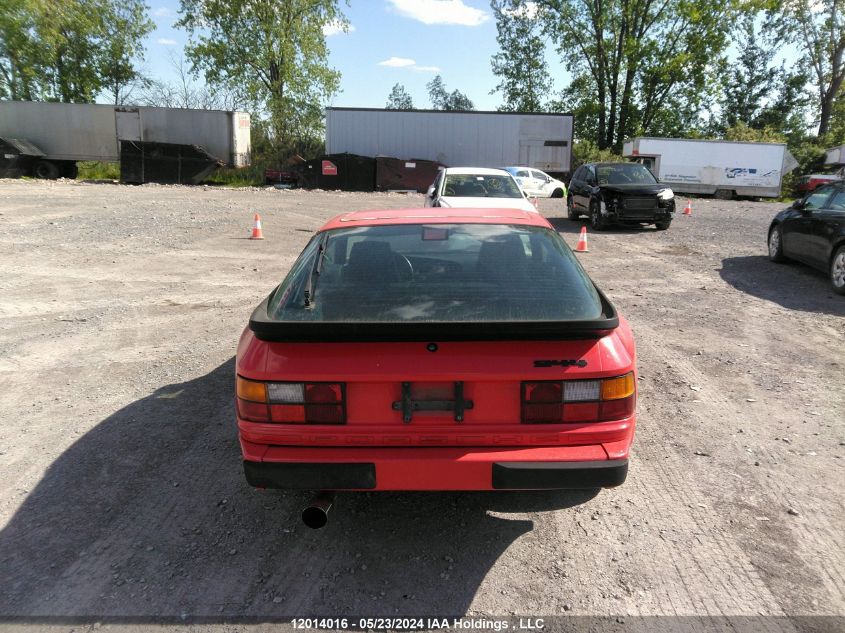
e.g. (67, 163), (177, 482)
(178, 0), (344, 153)
(571, 140), (624, 171)
(0, 0), (153, 103)
(721, 17), (780, 129)
(535, 0), (749, 150)
(99, 0), (155, 104)
(771, 0), (845, 135)
(490, 0), (552, 112)
(719, 16), (810, 139)
(386, 83), (414, 110)
(823, 92), (845, 146)
(426, 75), (475, 110)
(76, 161), (120, 180)
(722, 122), (786, 143)
(0, 0), (40, 100)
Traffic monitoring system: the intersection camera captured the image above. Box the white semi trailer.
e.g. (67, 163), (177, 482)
(623, 137), (797, 199)
(0, 101), (250, 183)
(325, 107), (575, 178)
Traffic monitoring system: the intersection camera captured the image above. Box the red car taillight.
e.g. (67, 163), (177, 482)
(521, 373), (635, 424)
(237, 377), (346, 424)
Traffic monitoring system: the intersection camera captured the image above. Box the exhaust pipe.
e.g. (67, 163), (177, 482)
(302, 492), (335, 529)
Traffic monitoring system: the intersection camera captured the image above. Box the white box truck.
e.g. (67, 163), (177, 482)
(824, 145), (845, 166)
(623, 137), (797, 199)
(0, 101), (250, 183)
(325, 107), (574, 178)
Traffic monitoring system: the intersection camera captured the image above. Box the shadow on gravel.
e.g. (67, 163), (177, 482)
(720, 256), (845, 316)
(0, 358), (597, 623)
(547, 217), (659, 236)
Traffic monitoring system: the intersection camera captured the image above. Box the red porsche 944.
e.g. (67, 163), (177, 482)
(236, 209), (637, 522)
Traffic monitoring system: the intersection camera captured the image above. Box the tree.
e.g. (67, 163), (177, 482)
(99, 0), (155, 104)
(490, 0), (552, 111)
(178, 0), (345, 150)
(720, 16), (810, 138)
(532, 0), (747, 149)
(139, 53), (242, 110)
(426, 75), (474, 110)
(0, 0), (40, 100)
(0, 0), (152, 103)
(721, 17), (779, 129)
(773, 0), (845, 135)
(386, 83), (414, 109)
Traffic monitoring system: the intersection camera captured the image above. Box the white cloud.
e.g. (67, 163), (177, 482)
(153, 7), (174, 18)
(378, 57), (440, 72)
(378, 56), (417, 68)
(387, 0), (490, 26)
(157, 38), (177, 46)
(323, 20), (355, 36)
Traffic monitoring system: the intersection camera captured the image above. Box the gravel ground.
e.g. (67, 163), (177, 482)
(0, 179), (843, 631)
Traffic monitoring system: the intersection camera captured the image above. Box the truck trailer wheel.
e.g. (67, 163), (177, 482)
(714, 189), (734, 200)
(33, 160), (60, 180)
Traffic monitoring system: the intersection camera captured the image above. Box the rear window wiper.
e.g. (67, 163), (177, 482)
(303, 233), (329, 308)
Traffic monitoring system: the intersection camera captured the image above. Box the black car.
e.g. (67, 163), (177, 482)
(768, 182), (845, 295)
(567, 162), (675, 230)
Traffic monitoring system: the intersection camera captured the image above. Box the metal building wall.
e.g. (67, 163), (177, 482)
(325, 108), (573, 174)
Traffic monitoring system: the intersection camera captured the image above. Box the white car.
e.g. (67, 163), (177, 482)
(424, 167), (538, 213)
(504, 166), (568, 198)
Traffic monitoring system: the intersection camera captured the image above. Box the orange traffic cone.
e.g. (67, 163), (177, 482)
(683, 199), (692, 216)
(250, 213), (264, 240)
(575, 225), (589, 252)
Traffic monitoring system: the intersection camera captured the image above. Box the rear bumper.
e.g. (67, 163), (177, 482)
(241, 444), (630, 491)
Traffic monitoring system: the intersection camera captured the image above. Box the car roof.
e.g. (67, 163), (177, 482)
(442, 167), (512, 176)
(320, 208), (552, 231)
(586, 162), (634, 168)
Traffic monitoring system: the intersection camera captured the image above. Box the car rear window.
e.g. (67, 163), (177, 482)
(443, 174), (523, 198)
(267, 224), (604, 323)
(597, 164), (657, 185)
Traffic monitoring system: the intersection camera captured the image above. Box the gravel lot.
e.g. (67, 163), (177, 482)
(0, 179), (843, 630)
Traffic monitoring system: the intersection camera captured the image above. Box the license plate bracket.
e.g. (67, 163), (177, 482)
(391, 381), (474, 423)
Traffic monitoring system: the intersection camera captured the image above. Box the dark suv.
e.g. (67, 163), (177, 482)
(568, 162), (676, 230)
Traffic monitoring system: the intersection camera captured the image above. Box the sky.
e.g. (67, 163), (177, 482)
(143, 0), (560, 112)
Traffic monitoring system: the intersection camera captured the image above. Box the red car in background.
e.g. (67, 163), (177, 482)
(795, 174), (842, 194)
(235, 208), (637, 527)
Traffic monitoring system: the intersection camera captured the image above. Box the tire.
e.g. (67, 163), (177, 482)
(831, 246), (845, 295)
(655, 219), (672, 231)
(567, 195), (579, 220)
(768, 224), (786, 263)
(714, 189), (734, 200)
(551, 188), (565, 199)
(589, 201), (606, 231)
(34, 160), (60, 180)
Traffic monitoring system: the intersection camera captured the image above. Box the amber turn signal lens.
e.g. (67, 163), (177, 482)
(600, 372), (635, 400)
(237, 376), (267, 403)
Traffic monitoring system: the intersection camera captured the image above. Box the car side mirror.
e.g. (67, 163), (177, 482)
(523, 190), (529, 198)
(426, 186), (435, 198)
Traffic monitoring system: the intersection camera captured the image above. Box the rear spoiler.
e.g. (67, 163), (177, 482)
(248, 287), (619, 343)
